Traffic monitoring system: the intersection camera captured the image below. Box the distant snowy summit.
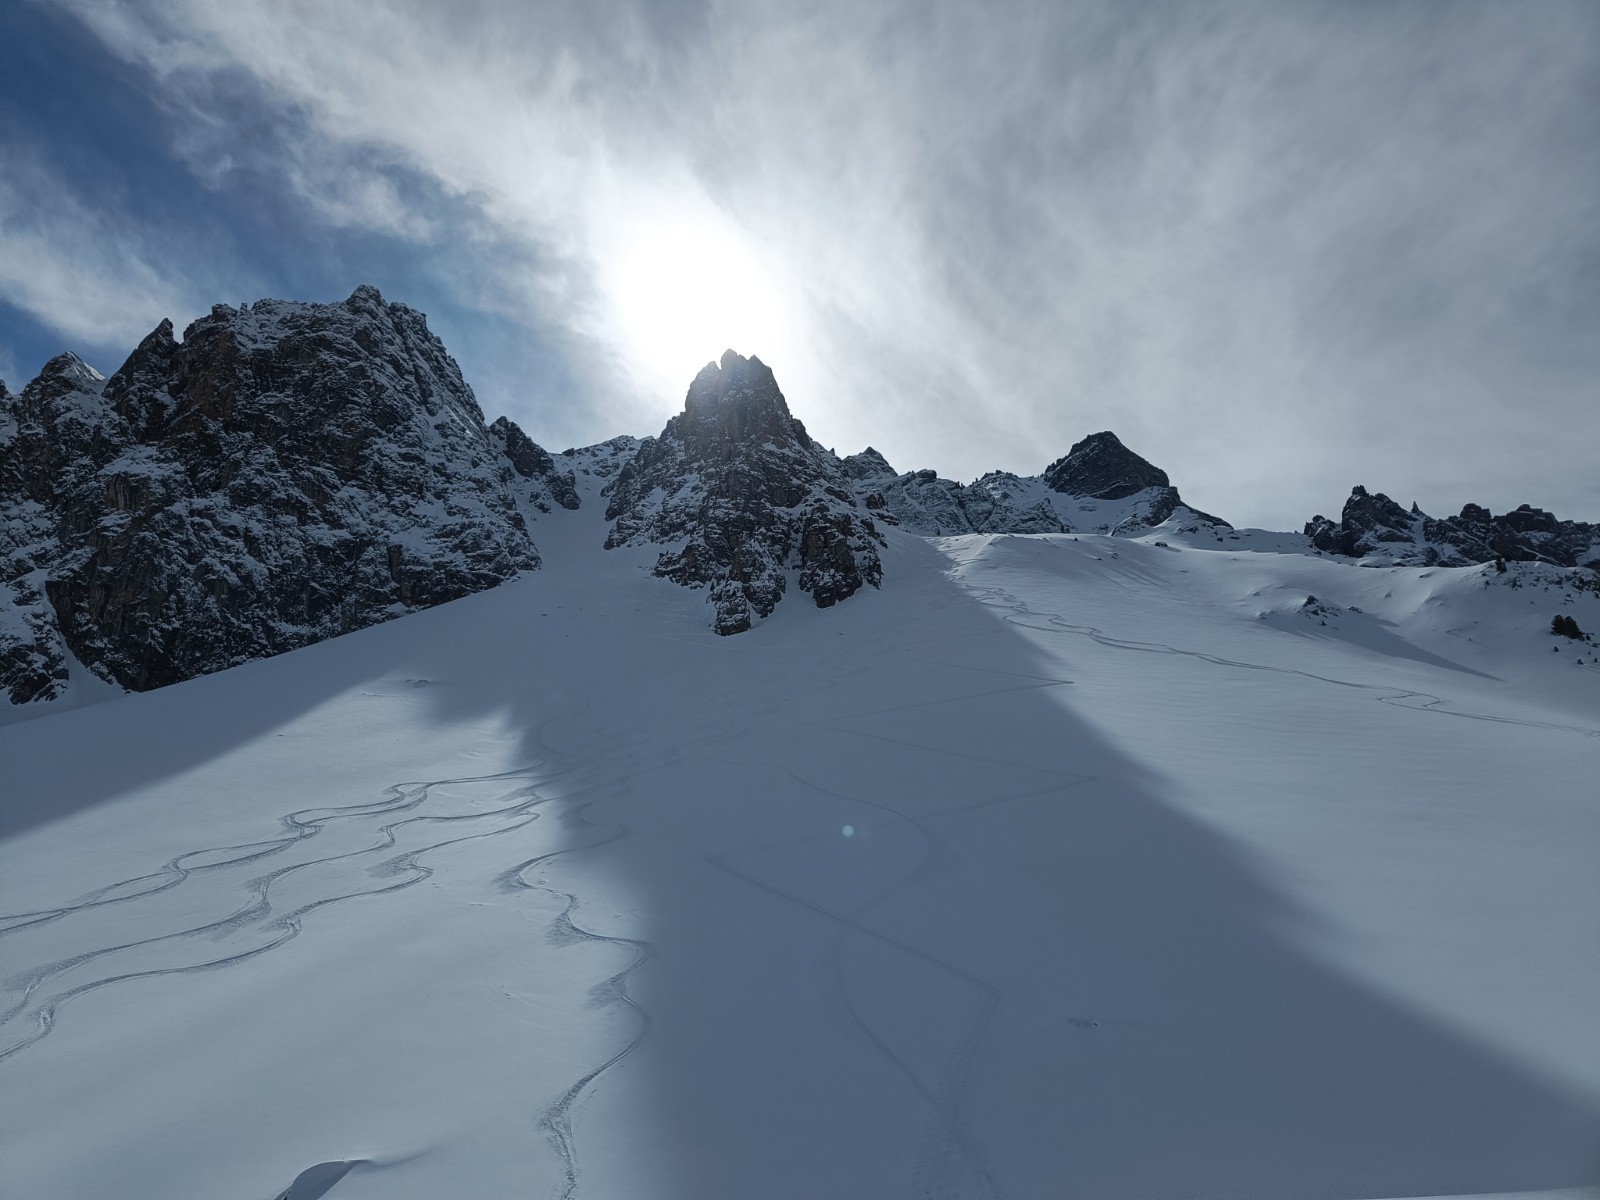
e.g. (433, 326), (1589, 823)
(4, 285), (1596, 711)
(843, 430), (1229, 538)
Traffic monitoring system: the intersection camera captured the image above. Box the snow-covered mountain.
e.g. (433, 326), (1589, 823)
(8, 288), (1596, 716)
(2, 449), (1597, 1199)
(0, 287), (577, 705)
(603, 349), (883, 634)
(843, 431), (1230, 539)
(3, 288), (1599, 1199)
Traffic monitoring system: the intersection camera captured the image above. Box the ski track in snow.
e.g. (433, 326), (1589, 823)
(0, 764), (564, 1064)
(6, 538), (1594, 1198)
(0, 764), (656, 1196)
(0, 710), (663, 1197)
(0, 669), (805, 1197)
(693, 560), (1598, 1198)
(971, 584), (1600, 738)
(501, 826), (652, 1200)
(705, 665), (1100, 1200)
(0, 752), (668, 1196)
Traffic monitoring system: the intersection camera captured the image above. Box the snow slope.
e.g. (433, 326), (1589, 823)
(2, 469), (1598, 1200)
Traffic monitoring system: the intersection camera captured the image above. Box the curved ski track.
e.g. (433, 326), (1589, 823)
(10, 550), (1580, 1200)
(0, 764), (574, 1063)
(0, 693), (672, 1197)
(972, 584), (1600, 737)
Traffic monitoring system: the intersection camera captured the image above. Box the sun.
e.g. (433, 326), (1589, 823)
(600, 210), (800, 402)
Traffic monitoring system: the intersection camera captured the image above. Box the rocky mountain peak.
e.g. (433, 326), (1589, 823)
(605, 353), (882, 635)
(1042, 431), (1170, 500)
(345, 282), (387, 309)
(1, 286), (568, 704)
(679, 350), (811, 449)
(842, 447), (897, 484)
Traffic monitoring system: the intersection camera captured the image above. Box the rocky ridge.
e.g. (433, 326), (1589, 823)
(8, 284), (1597, 712)
(1306, 486), (1600, 569)
(842, 450), (1066, 536)
(604, 351), (884, 635)
(1042, 430), (1169, 500)
(844, 430), (1229, 538)
(0, 286), (570, 703)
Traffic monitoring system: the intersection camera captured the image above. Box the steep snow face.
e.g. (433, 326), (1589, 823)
(1, 286), (558, 701)
(1308, 485), (1600, 568)
(604, 350), (884, 634)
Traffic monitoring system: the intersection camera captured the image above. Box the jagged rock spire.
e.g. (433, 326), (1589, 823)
(605, 351), (883, 635)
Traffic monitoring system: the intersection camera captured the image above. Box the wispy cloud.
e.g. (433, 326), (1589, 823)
(45, 0), (1600, 525)
(0, 341), (20, 393)
(0, 152), (227, 353)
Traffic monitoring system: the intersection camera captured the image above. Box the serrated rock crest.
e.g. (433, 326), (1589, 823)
(605, 351), (883, 634)
(1, 287), (564, 701)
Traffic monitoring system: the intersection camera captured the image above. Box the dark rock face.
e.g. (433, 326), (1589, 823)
(488, 416), (579, 512)
(1306, 485), (1419, 558)
(1427, 503), (1599, 568)
(1042, 432), (1230, 534)
(1307, 487), (1599, 568)
(1043, 431), (1169, 500)
(605, 350), (883, 635)
(841, 447), (897, 486)
(1, 355), (118, 703)
(1, 286), (558, 703)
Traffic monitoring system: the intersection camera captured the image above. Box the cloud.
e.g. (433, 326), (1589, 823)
(0, 152), (227, 352)
(0, 341), (20, 393)
(50, 0), (1600, 526)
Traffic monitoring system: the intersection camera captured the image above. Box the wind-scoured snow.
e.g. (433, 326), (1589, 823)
(2, 456), (1596, 1199)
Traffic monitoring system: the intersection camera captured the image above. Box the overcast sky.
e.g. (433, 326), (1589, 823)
(2, 0), (1596, 529)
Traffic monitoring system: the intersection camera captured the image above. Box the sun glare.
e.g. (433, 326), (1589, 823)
(602, 212), (799, 404)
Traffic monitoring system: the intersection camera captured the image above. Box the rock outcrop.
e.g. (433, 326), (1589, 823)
(1042, 431), (1170, 500)
(1043, 432), (1229, 534)
(0, 286), (560, 703)
(1306, 487), (1600, 568)
(605, 351), (883, 635)
(841, 451), (1067, 536)
(489, 416), (579, 513)
(1, 355), (116, 704)
(847, 430), (1227, 538)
